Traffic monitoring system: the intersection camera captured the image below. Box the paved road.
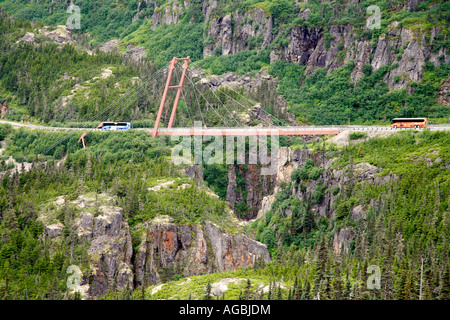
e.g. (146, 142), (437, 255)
(1, 120), (450, 133)
(0, 120), (94, 131)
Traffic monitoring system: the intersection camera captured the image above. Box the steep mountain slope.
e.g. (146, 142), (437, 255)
(0, 1), (449, 126)
(111, 0), (450, 123)
(0, 1), (449, 301)
(0, 126), (272, 299)
(144, 129), (449, 300)
(0, 123), (448, 300)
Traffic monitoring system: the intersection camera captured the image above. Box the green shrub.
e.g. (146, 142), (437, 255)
(330, 185), (340, 196)
(261, 228), (276, 249)
(349, 132), (368, 140)
(308, 167), (323, 180)
(291, 159), (321, 181)
(311, 180), (326, 204)
(291, 167), (308, 181)
(194, 49), (271, 75)
(269, 0), (294, 18)
(0, 123), (12, 140)
(203, 164), (229, 199)
(362, 65), (372, 75)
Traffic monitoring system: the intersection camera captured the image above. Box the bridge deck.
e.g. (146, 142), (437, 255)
(1, 120), (449, 134)
(156, 127), (340, 136)
(155, 125), (450, 136)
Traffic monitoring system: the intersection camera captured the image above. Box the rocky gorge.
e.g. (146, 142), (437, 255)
(212, 139), (403, 256)
(38, 139), (391, 297)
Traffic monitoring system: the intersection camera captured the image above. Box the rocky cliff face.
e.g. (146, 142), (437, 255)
(143, 0), (273, 57)
(226, 163), (277, 220)
(82, 206), (134, 296)
(438, 76), (450, 106)
(135, 0), (191, 28)
(214, 145), (400, 256)
(203, 8), (273, 57)
(291, 151), (397, 220)
(371, 25), (448, 90)
(253, 146), (399, 254)
(99, 39), (147, 62)
(136, 0), (448, 92)
(134, 218), (270, 286)
(40, 193), (270, 298)
(40, 195), (135, 297)
(151, 1), (186, 29)
(16, 25), (90, 48)
(274, 22), (448, 89)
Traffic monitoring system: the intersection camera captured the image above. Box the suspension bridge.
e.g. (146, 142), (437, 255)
(148, 57), (342, 136)
(149, 57), (450, 137)
(1, 57), (449, 156)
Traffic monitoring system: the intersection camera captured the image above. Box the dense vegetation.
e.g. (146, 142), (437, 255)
(1, 1), (449, 126)
(0, 0), (143, 44)
(121, 13), (205, 68)
(3, 0), (448, 43)
(0, 8), (157, 124)
(270, 60), (450, 124)
(0, 8), (273, 127)
(247, 130), (450, 300)
(0, 121), (449, 300)
(0, 126), (235, 299)
(0, 0), (449, 301)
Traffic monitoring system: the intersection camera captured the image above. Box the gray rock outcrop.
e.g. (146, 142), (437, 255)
(203, 8), (273, 57)
(40, 192), (270, 297)
(118, 1), (447, 95)
(333, 227), (354, 255)
(44, 223), (65, 239)
(134, 218), (271, 287)
(83, 206), (134, 296)
(226, 162), (277, 220)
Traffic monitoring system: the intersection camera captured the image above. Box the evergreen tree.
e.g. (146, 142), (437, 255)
(244, 278), (252, 299)
(287, 288), (292, 300)
(316, 233), (328, 280)
(294, 277), (302, 300)
(276, 285), (282, 300)
(343, 277), (351, 300)
(440, 264), (450, 300)
(421, 271), (433, 301)
(204, 281), (212, 300)
(301, 280), (310, 300)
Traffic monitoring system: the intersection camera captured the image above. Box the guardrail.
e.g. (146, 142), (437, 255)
(2, 120), (450, 133)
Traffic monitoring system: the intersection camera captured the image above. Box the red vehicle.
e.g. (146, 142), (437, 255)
(390, 118), (428, 129)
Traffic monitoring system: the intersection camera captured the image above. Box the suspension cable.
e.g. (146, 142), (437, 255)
(184, 68), (207, 127)
(183, 67), (231, 128)
(181, 66), (240, 127)
(37, 66), (167, 156)
(194, 66), (289, 127)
